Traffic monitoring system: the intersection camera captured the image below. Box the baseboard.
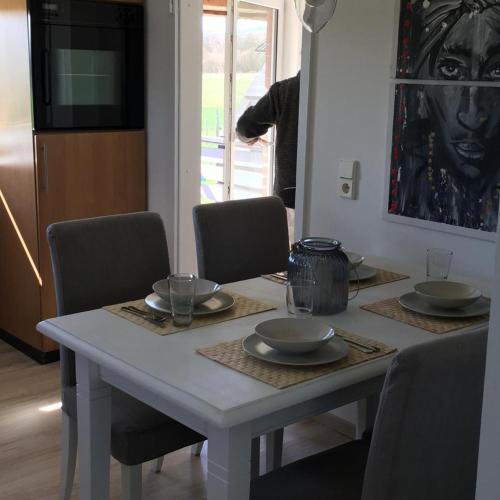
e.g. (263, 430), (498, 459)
(0, 329), (59, 364)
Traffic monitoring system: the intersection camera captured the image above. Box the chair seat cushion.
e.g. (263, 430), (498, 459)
(250, 439), (369, 500)
(64, 386), (205, 466)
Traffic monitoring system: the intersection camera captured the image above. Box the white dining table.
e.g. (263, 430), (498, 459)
(36, 257), (489, 500)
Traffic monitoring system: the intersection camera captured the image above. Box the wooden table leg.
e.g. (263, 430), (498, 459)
(207, 423), (252, 500)
(76, 354), (112, 500)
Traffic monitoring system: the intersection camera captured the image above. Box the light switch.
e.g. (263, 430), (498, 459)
(338, 160), (359, 199)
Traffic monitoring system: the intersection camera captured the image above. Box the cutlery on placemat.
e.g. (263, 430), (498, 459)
(121, 306), (169, 326)
(335, 333), (379, 354)
(269, 272), (288, 282)
(126, 305), (171, 318)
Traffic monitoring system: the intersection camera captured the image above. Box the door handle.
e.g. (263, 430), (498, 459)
(40, 144), (49, 191)
(42, 49), (52, 106)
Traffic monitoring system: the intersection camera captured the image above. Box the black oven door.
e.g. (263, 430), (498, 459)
(31, 22), (144, 130)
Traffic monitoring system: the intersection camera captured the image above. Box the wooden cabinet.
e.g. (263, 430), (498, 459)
(0, 130), (146, 361)
(35, 131), (146, 325)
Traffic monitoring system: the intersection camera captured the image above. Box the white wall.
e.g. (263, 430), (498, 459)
(146, 0), (177, 257)
(304, 0), (496, 281)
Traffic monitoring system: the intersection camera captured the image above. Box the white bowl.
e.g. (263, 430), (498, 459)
(414, 281), (482, 309)
(255, 318), (335, 354)
(152, 278), (221, 306)
(345, 251), (364, 270)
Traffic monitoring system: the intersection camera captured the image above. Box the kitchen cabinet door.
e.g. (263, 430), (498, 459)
(35, 130), (146, 327)
(0, 0), (43, 351)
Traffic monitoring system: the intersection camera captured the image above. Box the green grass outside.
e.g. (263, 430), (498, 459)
(202, 107), (224, 138)
(202, 72), (257, 136)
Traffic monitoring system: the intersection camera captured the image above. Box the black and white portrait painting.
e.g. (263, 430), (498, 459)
(389, 0), (500, 233)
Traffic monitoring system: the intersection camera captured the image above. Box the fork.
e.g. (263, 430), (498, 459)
(121, 306), (169, 326)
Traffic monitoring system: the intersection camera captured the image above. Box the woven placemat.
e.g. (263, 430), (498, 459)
(104, 290), (276, 336)
(361, 297), (489, 334)
(352, 268), (409, 291)
(197, 329), (396, 389)
(262, 268), (409, 292)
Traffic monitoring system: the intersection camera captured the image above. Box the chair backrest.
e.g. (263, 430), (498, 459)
(47, 212), (170, 392)
(362, 328), (488, 500)
(192, 196), (289, 284)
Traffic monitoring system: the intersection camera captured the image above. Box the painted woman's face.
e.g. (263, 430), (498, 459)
(421, 9), (500, 180)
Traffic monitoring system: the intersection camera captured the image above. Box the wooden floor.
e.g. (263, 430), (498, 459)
(0, 340), (352, 499)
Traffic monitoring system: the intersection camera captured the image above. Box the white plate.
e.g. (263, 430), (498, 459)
(399, 292), (490, 319)
(242, 333), (349, 367)
(145, 291), (235, 316)
(349, 264), (377, 282)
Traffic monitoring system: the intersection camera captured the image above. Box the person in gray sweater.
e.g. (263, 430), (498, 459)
(236, 73), (300, 209)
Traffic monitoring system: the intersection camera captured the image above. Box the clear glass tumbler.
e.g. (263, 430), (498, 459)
(286, 280), (315, 317)
(426, 249), (453, 280)
(168, 273), (196, 326)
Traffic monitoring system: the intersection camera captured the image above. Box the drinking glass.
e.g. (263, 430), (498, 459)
(426, 248), (453, 280)
(168, 273), (196, 326)
(286, 280), (315, 317)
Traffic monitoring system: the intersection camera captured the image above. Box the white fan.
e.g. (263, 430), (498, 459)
(294, 0), (338, 33)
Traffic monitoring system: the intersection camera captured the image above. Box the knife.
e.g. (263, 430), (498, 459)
(336, 333), (379, 354)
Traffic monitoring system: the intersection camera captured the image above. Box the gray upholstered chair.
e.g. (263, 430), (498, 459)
(47, 212), (205, 500)
(192, 196), (289, 470)
(192, 196), (289, 284)
(251, 327), (488, 500)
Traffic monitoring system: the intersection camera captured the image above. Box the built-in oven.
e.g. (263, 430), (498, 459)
(29, 0), (144, 131)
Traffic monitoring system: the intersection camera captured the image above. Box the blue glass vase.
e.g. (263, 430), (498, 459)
(288, 237), (349, 315)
